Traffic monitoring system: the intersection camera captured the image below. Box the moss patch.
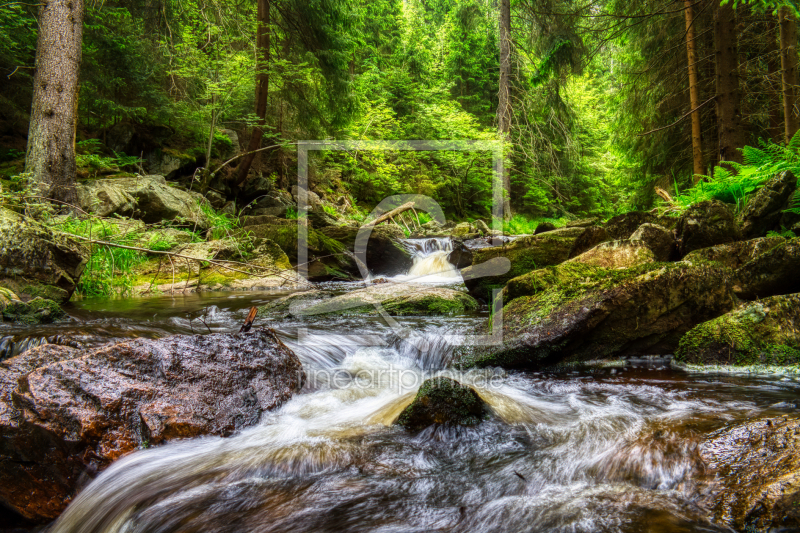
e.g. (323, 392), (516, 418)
(396, 377), (486, 430)
(2, 297), (66, 324)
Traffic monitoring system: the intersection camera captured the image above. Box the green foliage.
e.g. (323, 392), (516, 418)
(199, 202), (237, 240)
(673, 133), (800, 211)
(499, 214), (568, 235)
(75, 139), (142, 176)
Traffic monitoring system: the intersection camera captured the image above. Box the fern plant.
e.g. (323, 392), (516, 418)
(673, 132), (800, 212)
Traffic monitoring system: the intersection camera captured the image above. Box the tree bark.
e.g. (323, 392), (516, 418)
(780, 5), (799, 144)
(713, 0), (744, 164)
(497, 0), (512, 219)
(684, 0), (704, 181)
(25, 0), (84, 207)
(768, 20), (784, 142)
(236, 0), (270, 186)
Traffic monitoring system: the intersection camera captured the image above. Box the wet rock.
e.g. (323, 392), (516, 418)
(534, 221), (557, 234)
(630, 223), (676, 261)
(567, 226), (609, 258)
(287, 283), (477, 317)
(567, 239), (655, 269)
(603, 211), (656, 240)
(733, 237), (800, 299)
(462, 227), (585, 301)
(675, 200), (741, 257)
(738, 170), (797, 238)
(77, 176), (211, 230)
(1, 297), (66, 324)
(396, 377), (486, 430)
(463, 261), (736, 369)
(258, 290), (335, 317)
(0, 330), (304, 522)
(675, 293), (800, 366)
(682, 236), (786, 270)
(0, 208), (88, 303)
(319, 224), (411, 277)
(702, 417), (800, 531)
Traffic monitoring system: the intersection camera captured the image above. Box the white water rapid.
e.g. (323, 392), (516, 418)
(396, 237), (461, 283)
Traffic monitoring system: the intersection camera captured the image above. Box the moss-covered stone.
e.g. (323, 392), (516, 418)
(566, 239), (655, 269)
(567, 226), (609, 258)
(284, 283), (478, 317)
(603, 211), (656, 240)
(396, 377), (486, 430)
(683, 236), (785, 270)
(675, 294), (800, 366)
(733, 237), (800, 299)
(258, 290), (334, 317)
(463, 226), (585, 301)
(319, 224), (412, 277)
(459, 260), (736, 370)
(630, 223), (676, 261)
(738, 170), (798, 238)
(675, 199), (741, 257)
(2, 297), (66, 324)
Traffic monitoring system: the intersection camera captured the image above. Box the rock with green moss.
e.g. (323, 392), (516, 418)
(396, 377), (486, 430)
(675, 294), (800, 366)
(567, 226), (609, 258)
(463, 226), (586, 301)
(2, 297), (66, 324)
(258, 290), (334, 317)
(603, 211), (656, 240)
(319, 224), (412, 277)
(566, 239), (655, 269)
(682, 236), (785, 270)
(286, 283), (477, 317)
(738, 170), (797, 238)
(675, 199), (741, 257)
(237, 221), (358, 281)
(461, 260), (736, 369)
(733, 237), (800, 299)
(630, 223), (676, 261)
(0, 208), (88, 303)
(702, 417), (800, 531)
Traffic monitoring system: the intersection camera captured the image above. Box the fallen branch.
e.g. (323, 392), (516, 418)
(638, 96), (716, 137)
(655, 186), (675, 204)
(361, 202), (416, 228)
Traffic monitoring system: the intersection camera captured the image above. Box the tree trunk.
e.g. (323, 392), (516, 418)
(713, 0), (744, 163)
(780, 5), (799, 144)
(768, 20), (784, 142)
(236, 0), (270, 186)
(25, 0), (84, 207)
(684, 0), (704, 181)
(497, 0), (512, 219)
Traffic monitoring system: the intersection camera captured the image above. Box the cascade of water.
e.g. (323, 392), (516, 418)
(399, 237), (460, 282)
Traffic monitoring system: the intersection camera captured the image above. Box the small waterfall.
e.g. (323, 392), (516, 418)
(401, 237), (460, 282)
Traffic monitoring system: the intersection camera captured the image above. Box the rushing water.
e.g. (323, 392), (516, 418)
(2, 238), (799, 533)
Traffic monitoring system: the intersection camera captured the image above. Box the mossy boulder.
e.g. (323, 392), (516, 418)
(566, 217), (599, 228)
(281, 283), (477, 317)
(630, 223), (676, 261)
(319, 224), (412, 277)
(702, 417), (800, 531)
(603, 211), (656, 240)
(258, 290), (334, 317)
(534, 221), (557, 234)
(1, 297), (66, 324)
(237, 222), (358, 281)
(567, 226), (609, 258)
(396, 377), (486, 430)
(675, 294), (800, 366)
(566, 239), (655, 269)
(733, 237), (800, 299)
(0, 208), (88, 303)
(683, 236), (785, 270)
(675, 199), (741, 257)
(738, 170), (797, 238)
(461, 261), (736, 369)
(462, 226), (585, 301)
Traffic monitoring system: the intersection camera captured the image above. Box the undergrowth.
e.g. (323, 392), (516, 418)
(499, 214), (567, 235)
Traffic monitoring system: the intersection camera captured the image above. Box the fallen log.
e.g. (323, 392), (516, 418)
(361, 202), (415, 228)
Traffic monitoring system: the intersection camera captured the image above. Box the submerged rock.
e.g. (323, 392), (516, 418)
(733, 237), (800, 299)
(396, 377), (486, 430)
(0, 329), (304, 522)
(702, 417), (800, 531)
(738, 170), (797, 238)
(463, 226), (585, 301)
(462, 261), (736, 369)
(675, 199), (741, 257)
(675, 293), (800, 366)
(0, 208), (88, 303)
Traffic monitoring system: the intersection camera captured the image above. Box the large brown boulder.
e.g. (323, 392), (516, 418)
(630, 223), (676, 261)
(603, 211), (656, 240)
(0, 330), (303, 522)
(738, 170), (797, 238)
(0, 208), (88, 303)
(461, 261), (736, 369)
(702, 417), (800, 531)
(320, 224), (412, 277)
(675, 200), (741, 257)
(733, 237), (800, 299)
(675, 293), (800, 366)
(567, 226), (609, 258)
(566, 239), (655, 269)
(462, 226), (585, 301)
(683, 236), (785, 270)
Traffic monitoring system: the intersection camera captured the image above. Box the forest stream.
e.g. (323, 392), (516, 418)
(1, 238), (798, 533)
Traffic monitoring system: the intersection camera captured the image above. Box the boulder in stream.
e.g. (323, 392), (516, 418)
(461, 260), (736, 369)
(396, 377), (486, 430)
(0, 208), (88, 303)
(319, 224), (412, 277)
(702, 417), (800, 531)
(0, 329), (304, 522)
(675, 293), (800, 366)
